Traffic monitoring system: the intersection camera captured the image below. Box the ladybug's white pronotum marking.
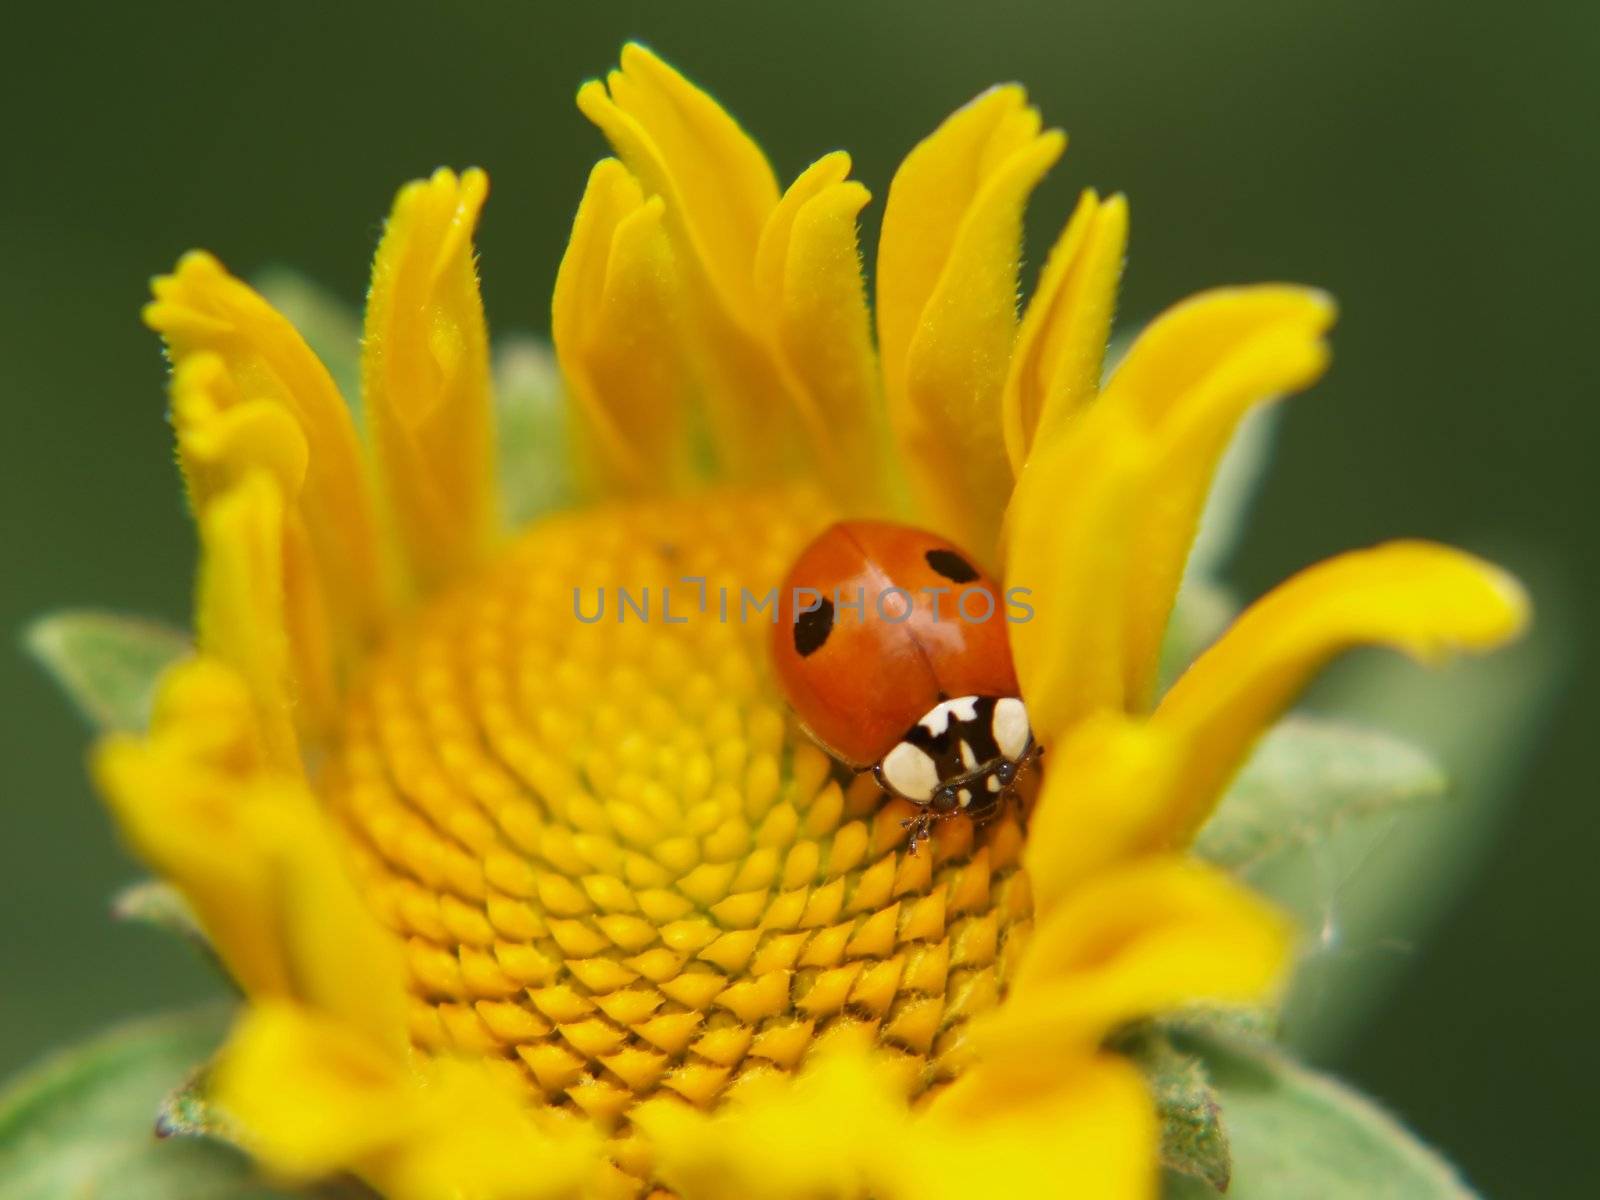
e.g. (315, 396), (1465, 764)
(880, 740), (943, 804)
(875, 694), (1035, 839)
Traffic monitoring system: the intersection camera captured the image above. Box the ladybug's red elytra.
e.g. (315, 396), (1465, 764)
(772, 521), (1037, 851)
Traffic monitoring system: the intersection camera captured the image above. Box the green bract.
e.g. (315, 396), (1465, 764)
(0, 1007), (301, 1200)
(1165, 1035), (1475, 1199)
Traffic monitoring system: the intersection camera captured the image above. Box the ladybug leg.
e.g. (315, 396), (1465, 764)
(900, 809), (937, 855)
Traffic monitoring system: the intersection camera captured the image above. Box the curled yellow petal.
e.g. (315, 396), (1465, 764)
(1003, 398), (1151, 743)
(1023, 713), (1180, 916)
(1001, 189), (1128, 472)
(363, 166), (498, 593)
(1005, 285), (1337, 741)
(1153, 540), (1530, 845)
(577, 43), (778, 324)
(144, 251), (385, 646)
(1107, 286), (1336, 704)
(879, 86), (1064, 559)
(579, 54), (881, 497)
(195, 472), (298, 767)
(975, 858), (1292, 1066)
(759, 157), (885, 507)
(171, 355), (308, 507)
(174, 358), (338, 738)
(216, 1003), (601, 1199)
(751, 152), (852, 316)
(577, 56), (789, 482)
(877, 86), (1046, 404)
(94, 655), (407, 1047)
(553, 158), (692, 494)
(1107, 286), (1334, 425)
(93, 660), (287, 999)
(95, 649), (408, 1052)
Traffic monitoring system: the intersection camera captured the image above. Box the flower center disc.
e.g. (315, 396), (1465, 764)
(322, 487), (1035, 1128)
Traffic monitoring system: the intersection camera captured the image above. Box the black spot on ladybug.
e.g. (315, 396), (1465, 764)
(794, 597), (834, 657)
(925, 548), (979, 583)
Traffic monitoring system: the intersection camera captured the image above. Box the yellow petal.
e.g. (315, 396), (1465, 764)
(173, 359), (338, 738)
(377, 1062), (602, 1200)
(898, 125), (1065, 558)
(634, 1050), (901, 1199)
(195, 473), (298, 767)
(1023, 714), (1181, 916)
(217, 1003), (601, 1198)
(577, 43), (778, 326)
(579, 53), (871, 492)
(145, 252), (385, 646)
(213, 1003), (416, 1181)
(1001, 190), (1128, 472)
(637, 1046), (1156, 1200)
(1105, 286), (1336, 705)
(363, 167), (498, 593)
(975, 858), (1292, 1065)
(1003, 398), (1151, 743)
(171, 356), (309, 507)
(277, 517), (340, 741)
(1107, 286), (1334, 424)
(1153, 541), (1530, 845)
(877, 86), (1044, 407)
(252, 788), (408, 1054)
(752, 153), (852, 318)
(759, 157), (885, 508)
(93, 656), (408, 1047)
(552, 159), (692, 494)
(146, 654), (268, 767)
(915, 1055), (1156, 1200)
(93, 661), (286, 997)
(878, 86), (1064, 559)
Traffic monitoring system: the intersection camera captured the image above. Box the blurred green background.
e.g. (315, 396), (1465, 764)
(1, 1), (1592, 1194)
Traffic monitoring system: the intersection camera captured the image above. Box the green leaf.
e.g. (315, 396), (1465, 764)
(493, 335), (573, 526)
(25, 611), (191, 731)
(1196, 716), (1446, 873)
(0, 1006), (300, 1199)
(1158, 579), (1238, 693)
(1187, 406), (1279, 583)
(1119, 1026), (1231, 1191)
(1164, 1037), (1476, 1198)
(1153, 407), (1277, 691)
(1274, 606), (1567, 1057)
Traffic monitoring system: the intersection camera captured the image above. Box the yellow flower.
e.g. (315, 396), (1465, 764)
(88, 43), (1527, 1200)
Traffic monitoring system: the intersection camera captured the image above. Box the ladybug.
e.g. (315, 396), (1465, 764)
(772, 520), (1036, 851)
